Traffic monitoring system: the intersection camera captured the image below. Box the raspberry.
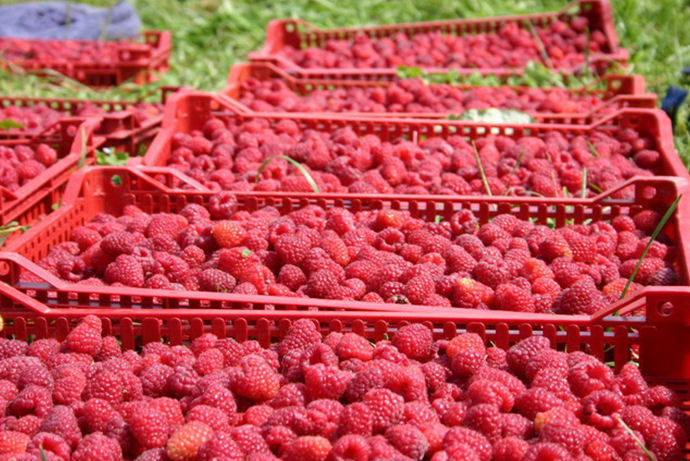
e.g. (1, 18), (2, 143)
(568, 359), (614, 398)
(104, 254), (145, 287)
(494, 283), (535, 312)
(492, 437), (530, 461)
(330, 434), (370, 461)
(279, 319), (322, 357)
(152, 397), (186, 428)
(52, 366), (86, 405)
(465, 404), (501, 442)
(499, 413), (533, 439)
(9, 385), (52, 418)
(0, 431), (30, 455)
(338, 403), (373, 437)
(166, 421), (214, 461)
(443, 427), (492, 461)
(522, 442), (571, 461)
(283, 436), (331, 461)
(539, 422), (586, 455)
(524, 349), (568, 382)
(304, 364), (350, 400)
(29, 432), (70, 460)
(306, 269), (339, 298)
(450, 349), (484, 378)
(231, 425), (271, 456)
(506, 335), (551, 378)
(581, 390), (624, 430)
(336, 334), (374, 362)
(187, 405), (230, 432)
(632, 210), (661, 233)
(275, 234), (311, 266)
(364, 388), (404, 434)
(198, 269), (236, 292)
(277, 265), (307, 291)
(467, 379), (514, 412)
(392, 324), (433, 361)
(81, 398), (119, 432)
(472, 256), (510, 289)
(539, 232), (573, 261)
(39, 405), (80, 448)
(140, 363), (175, 397)
(197, 432), (243, 461)
(64, 318), (102, 357)
(515, 388), (564, 419)
(403, 274), (435, 305)
(100, 231), (138, 256)
(384, 424), (429, 459)
(232, 355), (280, 402)
(212, 221), (246, 248)
(71, 432), (122, 461)
(128, 405), (170, 449)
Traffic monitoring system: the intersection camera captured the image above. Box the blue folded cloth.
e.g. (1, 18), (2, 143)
(0, 1), (140, 40)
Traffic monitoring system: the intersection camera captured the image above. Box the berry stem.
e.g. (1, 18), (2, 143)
(620, 194), (682, 299)
(255, 155), (320, 193)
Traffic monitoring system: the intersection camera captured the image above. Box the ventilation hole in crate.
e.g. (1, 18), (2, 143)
(111, 175), (122, 186)
(0, 262), (9, 276)
(640, 186), (657, 201)
(610, 79), (622, 90)
(285, 23), (295, 33)
(658, 302), (674, 317)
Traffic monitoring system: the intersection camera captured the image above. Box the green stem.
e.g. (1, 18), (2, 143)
(255, 155), (319, 193)
(472, 141), (492, 196)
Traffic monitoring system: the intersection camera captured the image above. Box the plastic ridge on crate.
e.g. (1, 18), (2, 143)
(222, 61), (657, 123)
(0, 31), (172, 87)
(0, 86), (181, 155)
(248, 0), (628, 78)
(141, 91), (687, 185)
(0, 118), (105, 239)
(2, 166), (689, 322)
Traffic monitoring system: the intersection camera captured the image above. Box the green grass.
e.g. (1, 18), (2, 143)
(0, 0), (688, 161)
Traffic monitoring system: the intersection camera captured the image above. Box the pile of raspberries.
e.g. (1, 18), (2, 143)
(237, 78), (609, 115)
(279, 19), (608, 70)
(27, 197), (678, 315)
(0, 144), (58, 192)
(166, 117), (661, 198)
(0, 317), (684, 460)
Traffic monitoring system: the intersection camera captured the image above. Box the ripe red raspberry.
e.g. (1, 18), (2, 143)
(127, 404), (170, 449)
(506, 335), (551, 378)
(198, 268), (236, 293)
(330, 434), (370, 461)
(465, 404), (501, 442)
(212, 220), (246, 248)
(104, 254), (145, 287)
(304, 364), (350, 400)
(467, 379), (514, 412)
(446, 333), (485, 359)
(39, 405), (80, 448)
(492, 436), (530, 461)
(336, 333), (374, 361)
(275, 234), (311, 266)
(494, 283), (535, 312)
(522, 442), (571, 461)
(52, 366), (86, 405)
(9, 385), (52, 418)
(64, 319), (102, 357)
(279, 319), (321, 357)
(524, 348), (568, 382)
(391, 323), (433, 361)
(581, 390), (624, 430)
(338, 403), (373, 437)
(632, 210), (661, 233)
(283, 436), (331, 461)
(321, 234), (350, 266)
(619, 257), (666, 284)
(232, 354), (280, 402)
(403, 274), (435, 305)
(71, 432), (122, 461)
(305, 269), (339, 298)
(364, 388), (404, 434)
(186, 405), (230, 432)
(277, 265), (307, 291)
(231, 424), (271, 456)
(515, 388), (564, 419)
(568, 359), (614, 398)
(450, 349), (484, 378)
(165, 421), (214, 461)
(539, 232), (573, 261)
(0, 431), (30, 455)
(443, 427), (492, 461)
(100, 231), (139, 256)
(539, 422), (586, 455)
(81, 398), (119, 433)
(471, 257), (510, 289)
(29, 432), (70, 460)
(196, 432), (243, 461)
(384, 424), (429, 459)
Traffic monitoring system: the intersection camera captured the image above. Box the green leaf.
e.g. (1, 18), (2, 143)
(96, 147), (130, 166)
(459, 108), (535, 124)
(396, 66), (425, 79)
(0, 221), (30, 247)
(255, 155), (319, 193)
(620, 195), (682, 299)
(0, 119), (23, 130)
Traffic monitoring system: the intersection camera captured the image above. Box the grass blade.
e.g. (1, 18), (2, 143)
(77, 127), (87, 169)
(581, 168), (588, 199)
(472, 141), (492, 196)
(615, 417), (655, 461)
(525, 21), (553, 69)
(620, 194), (682, 299)
(255, 155), (319, 193)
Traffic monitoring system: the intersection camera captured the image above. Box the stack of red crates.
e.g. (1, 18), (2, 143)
(1, 1), (689, 447)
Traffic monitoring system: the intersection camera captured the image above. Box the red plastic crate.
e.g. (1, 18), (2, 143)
(222, 61), (656, 123)
(249, 0), (628, 79)
(141, 91), (687, 188)
(2, 165), (689, 322)
(0, 88), (179, 156)
(0, 31), (171, 87)
(0, 118), (104, 240)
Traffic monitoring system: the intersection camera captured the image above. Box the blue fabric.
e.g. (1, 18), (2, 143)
(0, 1), (140, 40)
(661, 85), (688, 128)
